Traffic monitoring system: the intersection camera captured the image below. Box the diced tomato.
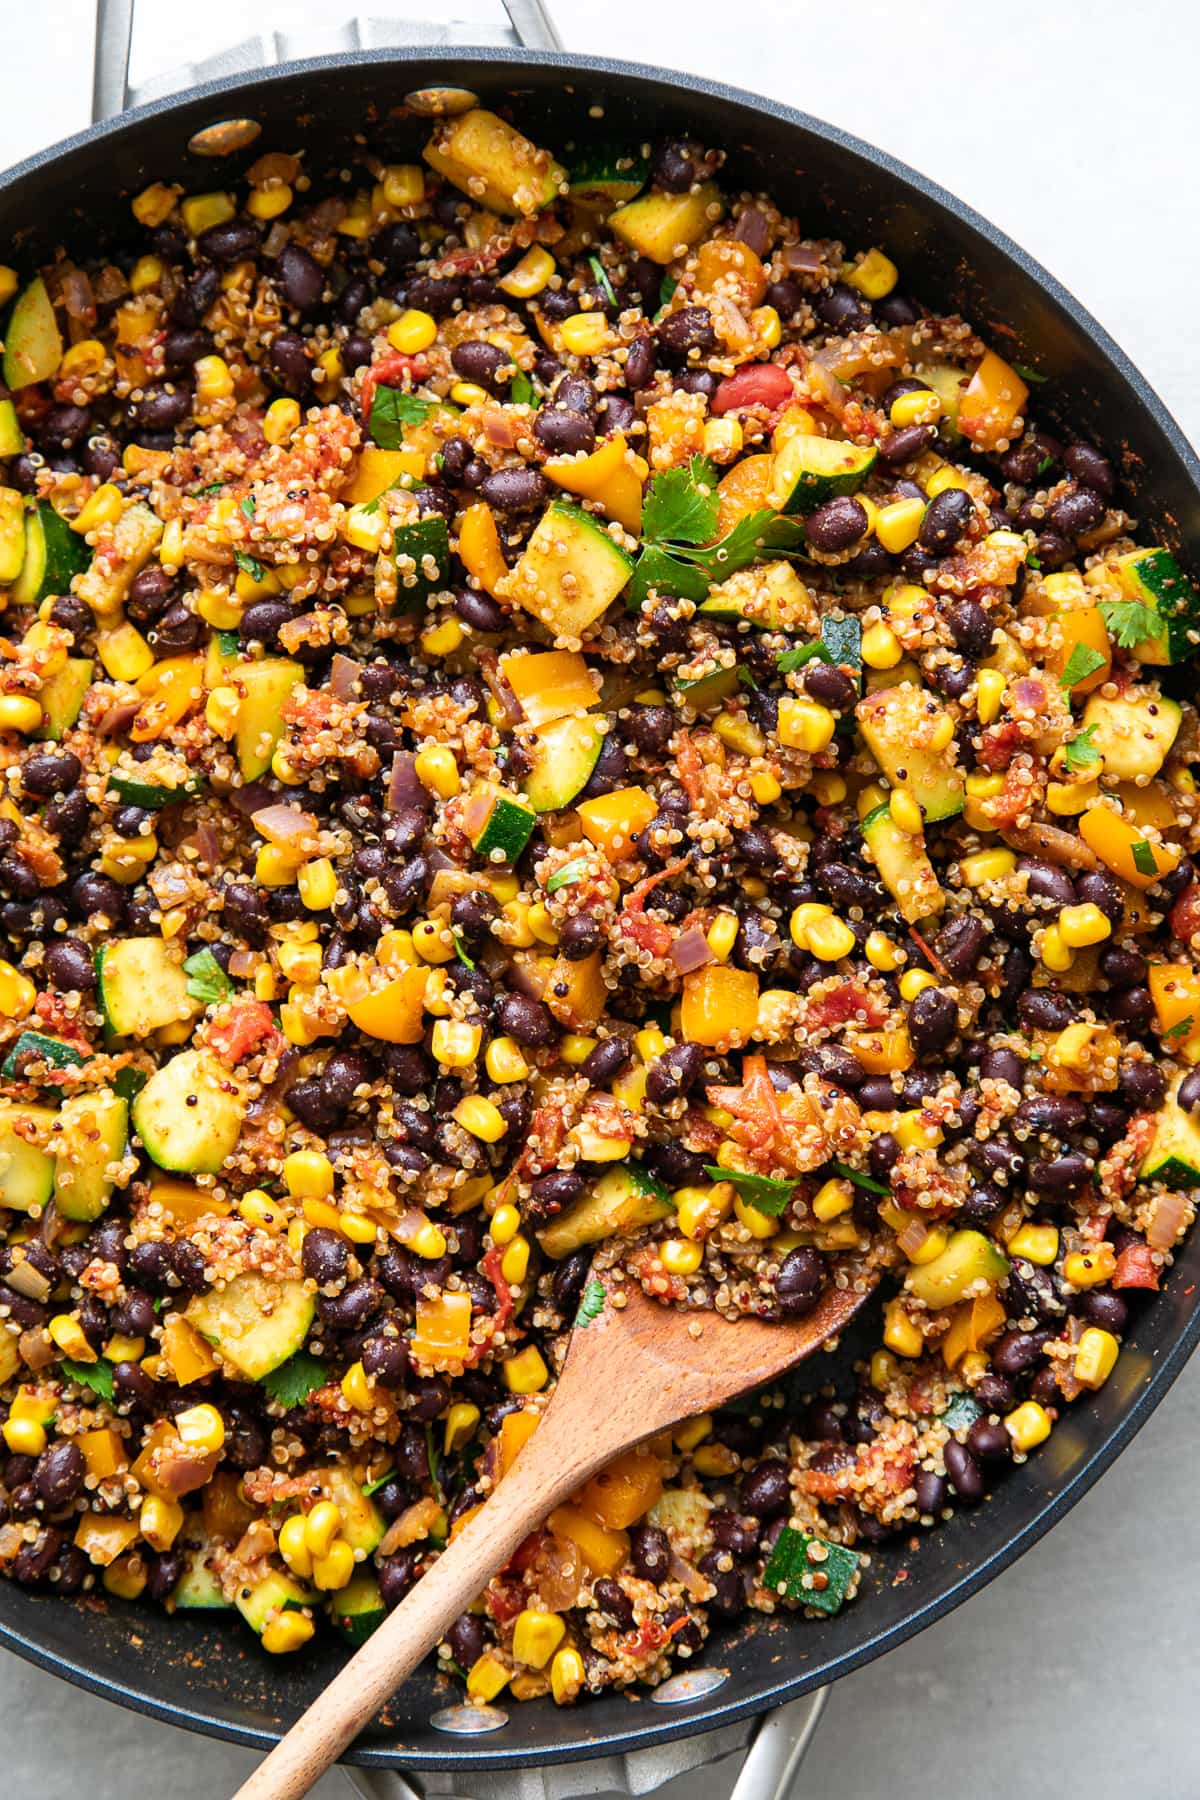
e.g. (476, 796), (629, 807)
(481, 1245), (515, 1332)
(1170, 883), (1200, 945)
(807, 981), (886, 1030)
(673, 730), (704, 806)
(485, 1576), (525, 1625)
(706, 1054), (784, 1153)
(359, 352), (428, 424)
(508, 1530), (545, 1575)
(1113, 1243), (1160, 1290)
(208, 1000), (282, 1066)
(711, 363), (794, 416)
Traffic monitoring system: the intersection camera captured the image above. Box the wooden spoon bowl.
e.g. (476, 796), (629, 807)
(234, 1267), (877, 1800)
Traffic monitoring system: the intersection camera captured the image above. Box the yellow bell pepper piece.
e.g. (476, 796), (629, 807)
(545, 431), (644, 532)
(679, 964), (760, 1048)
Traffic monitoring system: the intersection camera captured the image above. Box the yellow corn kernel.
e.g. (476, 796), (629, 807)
(550, 1646), (585, 1706)
(749, 769), (782, 805)
(1008, 1223), (1059, 1266)
(421, 617), (465, 659)
(140, 1494), (185, 1552)
(301, 1500), (342, 1560)
(238, 1190), (284, 1233)
(907, 1225), (950, 1265)
(703, 417), (744, 463)
(341, 1361), (374, 1411)
(777, 696), (836, 752)
(431, 1019), (483, 1070)
(974, 667), (1007, 724)
(389, 309), (438, 354)
(1074, 1326), (1120, 1391)
(263, 396), (301, 446)
(261, 1611), (316, 1654)
(1039, 925), (1074, 973)
(865, 931), (903, 973)
(899, 968), (938, 1001)
(0, 959), (35, 1021)
(692, 1442), (739, 1478)
(175, 1403), (225, 1455)
(254, 965), (280, 1003)
(870, 1349), (899, 1390)
(103, 1335), (145, 1364)
(560, 312), (611, 357)
(503, 1346), (549, 1394)
(411, 1222), (448, 1260)
(713, 710), (765, 757)
(302, 1197), (342, 1234)
(927, 714), (956, 755)
(513, 1608), (566, 1669)
(1005, 1400), (1052, 1453)
(789, 901), (832, 950)
(960, 848), (1017, 886)
(674, 1412), (714, 1452)
(527, 901), (559, 946)
(635, 1026), (668, 1062)
(846, 248), (898, 300)
(59, 338), (108, 385)
(873, 495), (925, 553)
(705, 911), (740, 961)
(132, 182), (178, 227)
(278, 1514), (313, 1579)
(498, 246), (557, 298)
(486, 1037), (529, 1084)
(888, 788), (925, 836)
(1058, 902), (1112, 948)
(247, 183), (293, 221)
(126, 254), (164, 297)
(734, 1195), (779, 1240)
(812, 1178), (853, 1222)
(3, 1417), (46, 1456)
(276, 940), (321, 986)
(413, 744), (460, 799)
(454, 1095), (507, 1142)
(449, 381), (492, 410)
(807, 914), (857, 962)
(181, 191), (234, 235)
(883, 1298), (924, 1358)
(501, 1235), (531, 1286)
(490, 1204), (522, 1249)
(293, 856), (335, 913)
(1046, 779), (1099, 816)
(501, 900), (536, 948)
(1062, 1242), (1118, 1288)
(48, 1314), (96, 1362)
(925, 465), (970, 497)
(889, 388), (943, 429)
(861, 621), (903, 670)
(102, 1552), (149, 1601)
(438, 1402), (480, 1459)
(283, 1150), (334, 1201)
(340, 1212), (377, 1246)
(194, 353), (234, 406)
(412, 918), (454, 964)
(467, 1653), (511, 1703)
(660, 1238), (704, 1276)
(0, 696), (44, 734)
(203, 684), (241, 738)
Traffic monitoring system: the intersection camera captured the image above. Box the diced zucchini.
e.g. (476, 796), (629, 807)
(860, 802), (945, 922)
(35, 658), (93, 741)
(52, 1089), (127, 1222)
(1116, 547), (1200, 665)
(132, 1050), (245, 1175)
(108, 768), (204, 809)
(0, 1100), (56, 1212)
(762, 1525), (860, 1616)
(856, 683), (964, 822)
(609, 184), (723, 264)
(503, 502), (633, 642)
(915, 363), (967, 432)
(74, 499), (159, 613)
(523, 714), (606, 813)
(770, 436), (877, 514)
(318, 1468), (385, 1554)
(2, 1031), (86, 1082)
(0, 488), (24, 584)
(1139, 1074), (1200, 1186)
(234, 658), (304, 780)
(0, 399), (24, 459)
(698, 560), (810, 628)
(387, 515), (451, 609)
(173, 1543), (231, 1610)
(98, 938), (199, 1039)
(235, 1567), (313, 1636)
(1080, 689), (1181, 782)
(906, 1229), (1009, 1308)
(11, 500), (92, 607)
(673, 665), (740, 709)
(188, 1271), (315, 1381)
(470, 788), (537, 861)
(3, 277), (62, 389)
(329, 1571), (386, 1646)
(568, 145), (649, 207)
(423, 108), (566, 216)
(648, 1486), (712, 1549)
(538, 1161), (672, 1259)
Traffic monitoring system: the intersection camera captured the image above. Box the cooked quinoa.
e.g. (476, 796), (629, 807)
(0, 104), (1195, 1702)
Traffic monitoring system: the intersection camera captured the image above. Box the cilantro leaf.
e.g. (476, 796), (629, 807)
(574, 1278), (606, 1328)
(1099, 597), (1161, 650)
(588, 255), (617, 309)
(451, 930), (476, 970)
(363, 1466), (396, 1496)
(1165, 1015), (1194, 1042)
(508, 369), (535, 407)
(777, 641), (833, 674)
(704, 1165), (797, 1216)
(1131, 838), (1158, 878)
(1059, 643), (1106, 690)
(240, 494), (257, 520)
(369, 385), (437, 448)
(183, 948), (233, 1007)
(642, 456), (721, 547)
(1036, 454), (1054, 477)
(629, 544), (712, 608)
(60, 1357), (114, 1403)
(737, 664), (758, 690)
(656, 274), (678, 317)
(1063, 724), (1102, 775)
(259, 1350), (329, 1409)
(1012, 362), (1049, 384)
(1026, 553), (1042, 571)
(234, 548), (266, 582)
(829, 1159), (889, 1196)
(195, 481), (225, 496)
(546, 857), (590, 894)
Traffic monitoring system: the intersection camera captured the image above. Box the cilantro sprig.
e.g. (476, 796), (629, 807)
(1131, 838), (1159, 878)
(1099, 597), (1161, 650)
(259, 1350), (329, 1409)
(234, 549), (266, 583)
(369, 386), (440, 448)
(631, 458), (806, 607)
(183, 948), (233, 1007)
(574, 1278), (606, 1327)
(1062, 724), (1102, 775)
(60, 1358), (114, 1403)
(1059, 643), (1106, 690)
(704, 1165), (797, 1216)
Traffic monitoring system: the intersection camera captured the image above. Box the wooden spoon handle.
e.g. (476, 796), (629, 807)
(231, 1406), (603, 1800)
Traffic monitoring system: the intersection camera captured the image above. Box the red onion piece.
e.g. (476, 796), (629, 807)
(250, 803), (320, 851)
(669, 928), (713, 974)
(734, 207), (771, 257)
(896, 1217), (930, 1260)
(784, 241), (822, 271)
(484, 413), (516, 449)
(1148, 1191), (1190, 1251)
(96, 699), (140, 737)
(387, 750), (424, 814)
(330, 654), (363, 700)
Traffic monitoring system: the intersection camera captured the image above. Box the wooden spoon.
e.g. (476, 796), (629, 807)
(233, 1268), (876, 1800)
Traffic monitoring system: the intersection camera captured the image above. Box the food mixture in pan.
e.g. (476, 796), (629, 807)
(0, 102), (1195, 1705)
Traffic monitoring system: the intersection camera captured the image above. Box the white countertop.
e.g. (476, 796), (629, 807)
(1, 3), (1197, 1795)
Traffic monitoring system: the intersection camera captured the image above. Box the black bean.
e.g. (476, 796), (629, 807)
(815, 283), (870, 331)
(630, 1522), (671, 1580)
(197, 219), (260, 265)
(579, 733), (629, 799)
(657, 305), (716, 362)
(644, 1141), (708, 1190)
(624, 336), (657, 391)
(378, 1550), (422, 1609)
(1017, 989), (1077, 1032)
(801, 662), (857, 709)
(868, 1133), (901, 1183)
(42, 938), (96, 993)
(1014, 1095), (1087, 1137)
(1109, 986), (1152, 1028)
(408, 1375), (451, 1421)
(1080, 1291), (1128, 1333)
(947, 597), (992, 660)
(532, 406), (596, 455)
(23, 749), (81, 799)
(796, 1045), (866, 1092)
(445, 1611), (486, 1669)
(127, 386), (192, 434)
(909, 987), (957, 1057)
(1048, 488), (1105, 537)
(1018, 857), (1077, 909)
(649, 137), (705, 192)
(645, 1043), (705, 1105)
(591, 1576), (635, 1629)
(318, 1277), (384, 1332)
(966, 1418), (1011, 1464)
(496, 992), (558, 1046)
(320, 1049), (374, 1115)
(1075, 869), (1124, 924)
(1063, 443), (1114, 498)
(915, 1470), (948, 1514)
(1179, 1070), (1200, 1113)
(814, 860), (881, 911)
(527, 1170), (585, 1223)
(275, 243), (324, 312)
(112, 1360), (156, 1409)
(1099, 945), (1146, 990)
(943, 1440), (984, 1503)
(302, 1228), (350, 1288)
(733, 825), (780, 871)
(739, 1458), (790, 1519)
(171, 265), (221, 328)
(34, 1441), (85, 1511)
(578, 1036), (632, 1087)
(378, 222), (422, 269)
(878, 423), (936, 465)
(37, 406), (91, 452)
(451, 340), (509, 392)
(1029, 1154), (1092, 1195)
(971, 1137), (1026, 1185)
(843, 539), (894, 579)
(551, 1251), (590, 1318)
(930, 914), (986, 979)
(548, 913), (597, 964)
(775, 1246), (822, 1317)
(362, 1333), (409, 1390)
(383, 1045), (431, 1096)
(269, 329), (313, 393)
(698, 1551), (746, 1618)
(806, 496), (868, 553)
(675, 368), (717, 399)
(478, 467), (548, 512)
(554, 374), (597, 417)
(337, 275), (374, 325)
(992, 1330), (1042, 1376)
(1118, 1061), (1165, 1110)
(919, 487), (975, 554)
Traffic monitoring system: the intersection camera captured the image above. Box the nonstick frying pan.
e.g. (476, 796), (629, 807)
(1, 12), (1199, 1794)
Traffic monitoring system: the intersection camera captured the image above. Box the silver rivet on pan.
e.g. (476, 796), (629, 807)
(430, 1703), (509, 1733)
(405, 87), (479, 117)
(188, 119), (262, 157)
(650, 1668), (730, 1704)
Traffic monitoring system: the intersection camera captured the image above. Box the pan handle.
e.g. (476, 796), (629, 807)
(90, 0), (563, 121)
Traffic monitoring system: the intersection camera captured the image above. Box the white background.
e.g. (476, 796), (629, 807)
(1, 3), (1198, 1796)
